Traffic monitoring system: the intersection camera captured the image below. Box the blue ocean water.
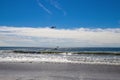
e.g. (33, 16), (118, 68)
(0, 47), (120, 52)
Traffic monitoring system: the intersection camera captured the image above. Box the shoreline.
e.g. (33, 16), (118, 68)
(0, 62), (120, 80)
(0, 60), (120, 66)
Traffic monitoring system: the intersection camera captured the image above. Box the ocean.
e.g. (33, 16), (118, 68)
(0, 47), (120, 65)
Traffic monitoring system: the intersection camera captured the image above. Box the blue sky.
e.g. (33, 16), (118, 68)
(0, 0), (120, 47)
(0, 0), (120, 28)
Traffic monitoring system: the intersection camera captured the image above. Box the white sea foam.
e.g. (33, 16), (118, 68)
(0, 50), (120, 65)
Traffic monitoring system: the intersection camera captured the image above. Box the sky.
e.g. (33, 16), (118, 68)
(0, 0), (120, 47)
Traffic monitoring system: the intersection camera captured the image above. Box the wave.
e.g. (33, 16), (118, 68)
(0, 50), (120, 65)
(12, 50), (120, 55)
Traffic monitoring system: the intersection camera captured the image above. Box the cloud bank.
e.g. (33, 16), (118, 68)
(0, 26), (120, 47)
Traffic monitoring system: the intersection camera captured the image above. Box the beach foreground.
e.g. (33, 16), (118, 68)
(0, 62), (120, 80)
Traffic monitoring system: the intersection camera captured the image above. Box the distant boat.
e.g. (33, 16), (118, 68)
(53, 46), (59, 50)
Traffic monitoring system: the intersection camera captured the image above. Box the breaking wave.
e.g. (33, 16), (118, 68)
(0, 49), (120, 65)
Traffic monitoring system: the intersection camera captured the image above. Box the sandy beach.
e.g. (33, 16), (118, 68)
(0, 62), (120, 80)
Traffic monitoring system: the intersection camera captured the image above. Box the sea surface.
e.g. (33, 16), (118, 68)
(0, 47), (120, 65)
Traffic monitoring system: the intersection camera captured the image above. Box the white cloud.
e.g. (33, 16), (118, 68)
(0, 26), (120, 47)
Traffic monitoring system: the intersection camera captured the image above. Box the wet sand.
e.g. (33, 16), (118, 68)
(0, 62), (120, 80)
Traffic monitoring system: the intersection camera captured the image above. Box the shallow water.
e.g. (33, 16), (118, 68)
(0, 62), (120, 80)
(0, 47), (120, 79)
(0, 49), (120, 65)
